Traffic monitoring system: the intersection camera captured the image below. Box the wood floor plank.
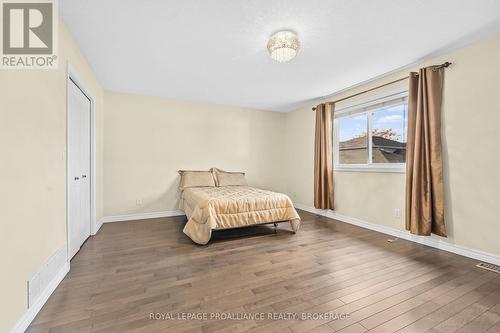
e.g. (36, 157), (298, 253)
(454, 302), (500, 333)
(363, 271), (498, 332)
(430, 285), (500, 332)
(328, 269), (477, 331)
(25, 210), (500, 333)
(335, 323), (367, 333)
(398, 282), (500, 332)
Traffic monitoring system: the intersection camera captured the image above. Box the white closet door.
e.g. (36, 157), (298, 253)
(68, 79), (91, 259)
(79, 91), (91, 246)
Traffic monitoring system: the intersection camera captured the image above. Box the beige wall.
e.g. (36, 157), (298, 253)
(103, 91), (286, 216)
(284, 34), (500, 257)
(0, 19), (103, 332)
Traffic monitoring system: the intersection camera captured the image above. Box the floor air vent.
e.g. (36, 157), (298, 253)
(476, 262), (500, 274)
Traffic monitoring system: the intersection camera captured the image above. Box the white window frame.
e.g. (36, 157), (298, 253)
(333, 90), (408, 173)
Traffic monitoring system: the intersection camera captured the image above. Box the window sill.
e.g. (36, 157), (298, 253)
(334, 166), (405, 174)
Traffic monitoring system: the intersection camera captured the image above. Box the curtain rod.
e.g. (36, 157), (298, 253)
(312, 61), (452, 111)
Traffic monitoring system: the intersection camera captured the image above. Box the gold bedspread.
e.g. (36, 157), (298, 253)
(180, 186), (301, 244)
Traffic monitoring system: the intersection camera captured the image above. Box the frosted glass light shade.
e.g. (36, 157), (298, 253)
(267, 30), (300, 63)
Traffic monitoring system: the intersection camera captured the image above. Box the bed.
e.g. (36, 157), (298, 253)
(179, 170), (301, 245)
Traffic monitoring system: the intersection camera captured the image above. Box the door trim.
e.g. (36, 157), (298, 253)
(66, 63), (98, 263)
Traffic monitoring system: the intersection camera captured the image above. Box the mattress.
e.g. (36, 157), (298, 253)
(180, 186), (301, 244)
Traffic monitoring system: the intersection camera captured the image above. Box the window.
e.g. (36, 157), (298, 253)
(335, 93), (408, 172)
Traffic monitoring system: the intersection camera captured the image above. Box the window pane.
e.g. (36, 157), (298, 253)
(371, 103), (407, 164)
(338, 113), (368, 164)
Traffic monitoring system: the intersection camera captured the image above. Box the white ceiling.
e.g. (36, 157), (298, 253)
(60, 0), (500, 112)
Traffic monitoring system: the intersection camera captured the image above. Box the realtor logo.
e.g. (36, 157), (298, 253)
(1, 0), (57, 69)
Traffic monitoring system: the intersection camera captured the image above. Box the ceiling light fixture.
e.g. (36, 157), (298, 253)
(267, 30), (300, 63)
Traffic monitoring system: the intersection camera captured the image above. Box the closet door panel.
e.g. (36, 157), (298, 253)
(68, 82), (83, 259)
(80, 96), (91, 245)
(68, 80), (92, 259)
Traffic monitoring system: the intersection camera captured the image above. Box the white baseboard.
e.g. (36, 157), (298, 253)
(294, 203), (500, 266)
(9, 246), (70, 333)
(101, 210), (186, 223)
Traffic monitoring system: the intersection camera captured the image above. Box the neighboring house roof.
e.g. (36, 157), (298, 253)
(373, 149), (406, 163)
(372, 136), (406, 149)
(339, 136), (406, 164)
(339, 135), (406, 150)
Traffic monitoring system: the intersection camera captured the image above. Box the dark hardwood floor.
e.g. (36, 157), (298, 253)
(27, 210), (500, 333)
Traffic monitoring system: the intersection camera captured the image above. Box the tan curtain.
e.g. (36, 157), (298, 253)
(314, 103), (334, 210)
(405, 66), (446, 237)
